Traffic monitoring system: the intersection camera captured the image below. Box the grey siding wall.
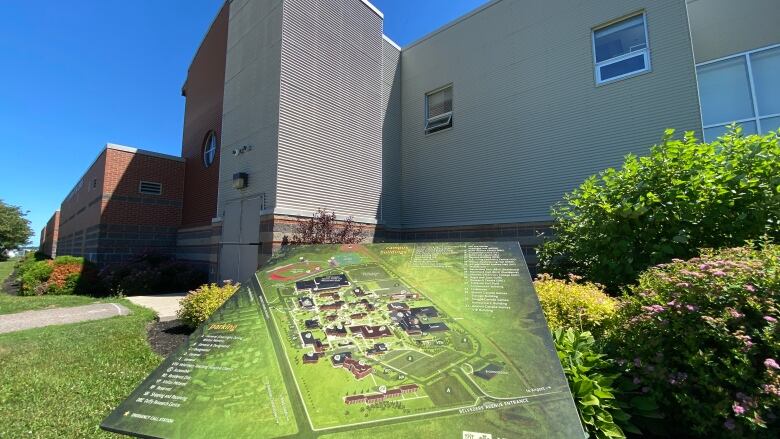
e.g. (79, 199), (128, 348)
(399, 0), (702, 229)
(381, 37), (402, 228)
(687, 0), (780, 63)
(218, 0), (283, 217)
(275, 0), (384, 224)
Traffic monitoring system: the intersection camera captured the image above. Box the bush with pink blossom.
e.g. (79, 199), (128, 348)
(608, 243), (780, 437)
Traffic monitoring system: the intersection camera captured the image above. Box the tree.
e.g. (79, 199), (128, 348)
(538, 127), (780, 291)
(0, 200), (33, 260)
(286, 209), (365, 245)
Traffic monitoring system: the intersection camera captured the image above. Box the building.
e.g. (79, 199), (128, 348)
(41, 0), (780, 282)
(39, 211), (60, 258)
(55, 144), (185, 265)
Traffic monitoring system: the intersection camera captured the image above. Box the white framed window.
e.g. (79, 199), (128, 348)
(697, 44), (780, 142)
(593, 13), (651, 84)
(203, 131), (218, 167)
(425, 85), (453, 134)
(139, 181), (162, 195)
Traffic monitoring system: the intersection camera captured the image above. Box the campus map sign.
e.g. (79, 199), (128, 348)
(102, 243), (583, 438)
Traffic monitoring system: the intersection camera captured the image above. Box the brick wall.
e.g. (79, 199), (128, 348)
(179, 3), (228, 228)
(39, 211), (60, 257)
(56, 145), (185, 265)
(57, 150), (107, 258)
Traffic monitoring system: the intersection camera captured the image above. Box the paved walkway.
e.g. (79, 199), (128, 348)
(126, 293), (187, 322)
(0, 303), (130, 334)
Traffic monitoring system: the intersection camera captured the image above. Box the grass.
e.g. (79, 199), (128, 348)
(0, 259), (15, 286)
(0, 257), (119, 315)
(0, 294), (113, 315)
(0, 299), (161, 438)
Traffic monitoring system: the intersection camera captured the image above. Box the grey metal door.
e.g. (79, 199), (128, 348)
(218, 197), (261, 283)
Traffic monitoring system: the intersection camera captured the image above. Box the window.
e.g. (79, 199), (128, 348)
(91, 178), (97, 190)
(697, 44), (780, 142)
(425, 85), (453, 134)
(139, 181), (162, 195)
(593, 14), (650, 84)
(203, 131), (218, 167)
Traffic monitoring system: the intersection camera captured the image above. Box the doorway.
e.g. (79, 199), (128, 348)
(218, 196), (262, 283)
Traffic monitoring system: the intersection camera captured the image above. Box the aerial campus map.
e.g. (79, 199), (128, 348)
(102, 243), (583, 438)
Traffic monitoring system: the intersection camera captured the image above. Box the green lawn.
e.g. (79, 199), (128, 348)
(0, 300), (161, 438)
(0, 294), (113, 315)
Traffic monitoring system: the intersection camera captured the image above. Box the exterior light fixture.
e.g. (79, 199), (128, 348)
(232, 172), (248, 189)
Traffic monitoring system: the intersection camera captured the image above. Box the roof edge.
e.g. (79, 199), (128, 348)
(404, 0), (503, 50)
(106, 143), (185, 162)
(382, 34), (401, 50)
(360, 0), (384, 19)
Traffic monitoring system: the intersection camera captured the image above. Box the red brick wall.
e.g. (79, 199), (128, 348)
(57, 150), (107, 257)
(101, 148), (184, 227)
(40, 211), (60, 257)
(180, 3), (229, 228)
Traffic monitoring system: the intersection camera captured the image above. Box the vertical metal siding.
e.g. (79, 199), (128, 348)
(399, 0), (702, 228)
(276, 0), (384, 223)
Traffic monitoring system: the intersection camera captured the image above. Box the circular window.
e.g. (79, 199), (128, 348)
(203, 131), (218, 168)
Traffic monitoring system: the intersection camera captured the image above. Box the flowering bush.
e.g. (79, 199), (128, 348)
(178, 282), (240, 328)
(608, 244), (780, 437)
(18, 256), (100, 296)
(535, 274), (619, 336)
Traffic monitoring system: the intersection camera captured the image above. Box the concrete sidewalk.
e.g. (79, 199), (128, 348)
(0, 303), (130, 334)
(126, 293), (187, 322)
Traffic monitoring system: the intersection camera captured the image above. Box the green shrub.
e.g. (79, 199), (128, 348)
(177, 282), (240, 328)
(539, 128), (780, 291)
(18, 256), (101, 296)
(101, 253), (207, 295)
(19, 260), (53, 296)
(15, 251), (48, 279)
(608, 243), (780, 437)
(535, 274), (618, 336)
(554, 328), (648, 439)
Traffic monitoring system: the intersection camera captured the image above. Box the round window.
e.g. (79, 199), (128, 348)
(203, 131), (218, 167)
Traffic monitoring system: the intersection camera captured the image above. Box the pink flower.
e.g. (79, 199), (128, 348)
(764, 358), (780, 370)
(727, 308), (744, 319)
(712, 270), (727, 277)
(699, 264), (711, 271)
(732, 403), (746, 415)
(762, 384), (780, 396)
(764, 316), (777, 324)
(744, 284), (756, 292)
(685, 304), (698, 312)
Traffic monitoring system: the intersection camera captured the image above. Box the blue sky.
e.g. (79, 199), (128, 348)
(0, 0), (489, 245)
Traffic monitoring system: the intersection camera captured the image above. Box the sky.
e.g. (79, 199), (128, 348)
(0, 0), (489, 245)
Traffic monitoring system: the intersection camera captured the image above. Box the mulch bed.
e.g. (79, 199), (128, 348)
(146, 319), (193, 357)
(2, 270), (20, 296)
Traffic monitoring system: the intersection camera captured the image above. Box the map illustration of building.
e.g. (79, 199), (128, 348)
(102, 243), (583, 438)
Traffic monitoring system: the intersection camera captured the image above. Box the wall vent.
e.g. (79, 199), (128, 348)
(139, 181), (162, 195)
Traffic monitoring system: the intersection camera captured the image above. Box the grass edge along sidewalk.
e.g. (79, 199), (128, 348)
(0, 300), (161, 438)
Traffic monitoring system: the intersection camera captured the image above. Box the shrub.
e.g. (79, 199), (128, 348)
(18, 256), (101, 296)
(100, 253), (207, 295)
(535, 274), (618, 336)
(15, 251), (48, 278)
(286, 209), (365, 245)
(19, 260), (53, 296)
(607, 243), (780, 438)
(178, 282), (240, 328)
(538, 128), (780, 291)
(554, 328), (647, 439)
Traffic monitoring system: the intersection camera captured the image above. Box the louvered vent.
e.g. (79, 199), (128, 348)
(138, 181), (162, 195)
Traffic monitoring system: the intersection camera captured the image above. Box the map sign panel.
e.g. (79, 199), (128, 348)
(102, 243), (583, 438)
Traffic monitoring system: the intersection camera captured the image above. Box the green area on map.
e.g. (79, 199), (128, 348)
(101, 243), (583, 438)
